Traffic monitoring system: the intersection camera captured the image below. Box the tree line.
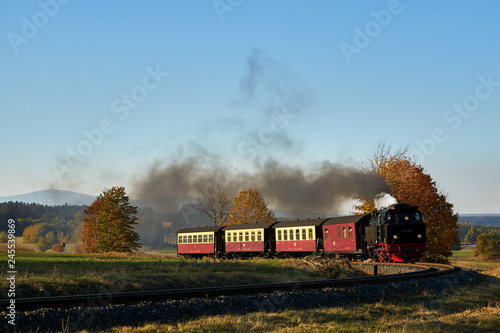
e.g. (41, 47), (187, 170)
(0, 203), (86, 252)
(458, 221), (500, 244)
(0, 200), (204, 251)
(458, 221), (500, 259)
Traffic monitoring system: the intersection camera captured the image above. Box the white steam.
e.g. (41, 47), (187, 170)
(374, 192), (398, 209)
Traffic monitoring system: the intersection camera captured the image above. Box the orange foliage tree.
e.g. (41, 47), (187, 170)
(353, 143), (459, 263)
(81, 199), (101, 253)
(81, 186), (141, 253)
(224, 188), (276, 225)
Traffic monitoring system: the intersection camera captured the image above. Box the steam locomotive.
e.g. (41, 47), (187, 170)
(176, 204), (426, 262)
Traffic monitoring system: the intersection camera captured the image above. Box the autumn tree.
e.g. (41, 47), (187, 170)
(81, 186), (141, 253)
(0, 231), (8, 243)
(81, 199), (100, 253)
(37, 237), (50, 252)
(36, 232), (56, 252)
(22, 223), (47, 243)
(198, 183), (232, 226)
(473, 232), (500, 259)
(225, 188), (276, 226)
(353, 143), (459, 263)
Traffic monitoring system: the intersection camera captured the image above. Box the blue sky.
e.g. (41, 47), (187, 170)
(1, 0), (499, 214)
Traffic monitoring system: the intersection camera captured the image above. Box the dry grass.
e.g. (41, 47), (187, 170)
(0, 251), (366, 299)
(77, 250), (500, 333)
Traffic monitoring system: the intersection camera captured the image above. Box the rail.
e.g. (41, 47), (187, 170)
(0, 262), (459, 312)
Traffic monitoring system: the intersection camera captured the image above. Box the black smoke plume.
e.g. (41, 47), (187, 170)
(132, 157), (389, 217)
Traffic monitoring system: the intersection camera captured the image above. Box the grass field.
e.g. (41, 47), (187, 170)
(0, 242), (363, 299)
(3, 242), (499, 332)
(80, 250), (500, 333)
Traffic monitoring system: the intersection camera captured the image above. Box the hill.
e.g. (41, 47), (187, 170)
(0, 189), (95, 206)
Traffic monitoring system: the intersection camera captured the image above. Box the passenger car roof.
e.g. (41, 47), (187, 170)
(322, 214), (370, 225)
(176, 226), (224, 234)
(223, 222), (278, 230)
(273, 218), (330, 228)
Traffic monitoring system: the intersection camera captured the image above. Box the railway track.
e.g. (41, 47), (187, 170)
(1, 262), (459, 312)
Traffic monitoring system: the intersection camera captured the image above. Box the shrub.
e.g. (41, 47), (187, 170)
(0, 231), (8, 243)
(53, 243), (64, 252)
(75, 244), (84, 254)
(473, 232), (500, 259)
(37, 236), (51, 252)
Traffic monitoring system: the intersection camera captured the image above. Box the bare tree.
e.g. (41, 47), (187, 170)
(198, 184), (232, 226)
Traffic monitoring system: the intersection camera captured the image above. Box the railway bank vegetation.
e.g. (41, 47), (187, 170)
(0, 249), (365, 299)
(77, 251), (500, 333)
(353, 143), (459, 263)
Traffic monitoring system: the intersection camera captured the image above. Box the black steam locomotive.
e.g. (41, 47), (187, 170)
(365, 204), (426, 262)
(177, 203), (426, 262)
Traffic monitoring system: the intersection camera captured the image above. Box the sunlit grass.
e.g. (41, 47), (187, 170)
(0, 251), (363, 298)
(78, 249), (500, 333)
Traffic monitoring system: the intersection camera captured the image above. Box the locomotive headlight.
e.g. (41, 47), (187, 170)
(417, 234), (423, 239)
(393, 235), (399, 240)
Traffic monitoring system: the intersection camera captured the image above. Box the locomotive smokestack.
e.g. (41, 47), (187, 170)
(374, 192), (398, 209)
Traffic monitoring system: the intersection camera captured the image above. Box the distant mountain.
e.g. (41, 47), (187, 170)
(0, 189), (95, 206)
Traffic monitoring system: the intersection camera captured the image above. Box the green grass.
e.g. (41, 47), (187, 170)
(0, 250), (363, 299)
(451, 249), (500, 271)
(451, 250), (474, 258)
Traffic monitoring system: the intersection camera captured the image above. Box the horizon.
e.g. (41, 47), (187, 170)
(1, 188), (499, 216)
(1, 1), (499, 215)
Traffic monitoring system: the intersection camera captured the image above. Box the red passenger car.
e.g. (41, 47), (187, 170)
(273, 219), (327, 255)
(322, 215), (371, 260)
(224, 222), (276, 257)
(176, 226), (224, 258)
